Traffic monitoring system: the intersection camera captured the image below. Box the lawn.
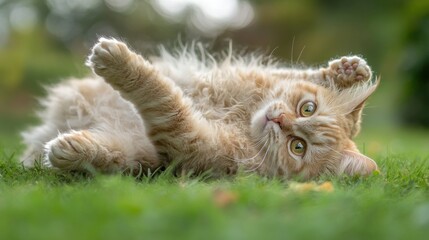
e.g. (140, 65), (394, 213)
(0, 126), (428, 240)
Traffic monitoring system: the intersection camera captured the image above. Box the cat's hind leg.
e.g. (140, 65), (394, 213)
(20, 78), (95, 167)
(45, 129), (159, 174)
(21, 77), (161, 174)
(45, 130), (102, 170)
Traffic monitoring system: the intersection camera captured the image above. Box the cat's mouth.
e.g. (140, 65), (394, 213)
(264, 115), (282, 133)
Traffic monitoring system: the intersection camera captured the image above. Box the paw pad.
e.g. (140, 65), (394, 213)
(328, 56), (372, 88)
(87, 38), (132, 77)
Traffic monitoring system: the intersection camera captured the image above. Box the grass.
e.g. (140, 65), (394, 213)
(0, 127), (428, 240)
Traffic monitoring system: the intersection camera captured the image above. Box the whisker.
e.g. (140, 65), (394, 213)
(233, 139), (269, 163)
(324, 144), (342, 156)
(223, 134), (268, 163)
(245, 144), (271, 172)
(291, 36), (295, 65)
(268, 46), (279, 60)
(245, 131), (275, 172)
(296, 45), (306, 64)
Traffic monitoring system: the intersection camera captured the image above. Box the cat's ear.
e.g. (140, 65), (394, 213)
(337, 79), (379, 137)
(338, 150), (379, 176)
(341, 79), (379, 112)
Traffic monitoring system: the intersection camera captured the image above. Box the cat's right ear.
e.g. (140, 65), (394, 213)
(338, 150), (379, 176)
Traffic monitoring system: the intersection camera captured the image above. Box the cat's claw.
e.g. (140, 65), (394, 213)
(327, 56), (372, 88)
(45, 131), (98, 170)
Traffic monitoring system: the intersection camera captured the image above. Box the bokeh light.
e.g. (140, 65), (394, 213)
(9, 3), (38, 32)
(151, 0), (254, 36)
(105, 0), (134, 13)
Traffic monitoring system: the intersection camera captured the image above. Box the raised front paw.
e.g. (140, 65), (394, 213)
(327, 56), (372, 88)
(87, 38), (134, 81)
(44, 131), (98, 170)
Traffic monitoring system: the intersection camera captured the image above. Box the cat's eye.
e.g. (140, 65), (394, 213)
(290, 138), (306, 156)
(300, 101), (317, 117)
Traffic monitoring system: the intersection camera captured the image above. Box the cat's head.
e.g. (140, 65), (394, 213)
(250, 80), (378, 179)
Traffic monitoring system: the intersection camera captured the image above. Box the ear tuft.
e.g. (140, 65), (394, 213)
(338, 150), (378, 176)
(337, 78), (379, 114)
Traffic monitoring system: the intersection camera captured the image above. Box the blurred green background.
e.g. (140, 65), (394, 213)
(0, 0), (428, 150)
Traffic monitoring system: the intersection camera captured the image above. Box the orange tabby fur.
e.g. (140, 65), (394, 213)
(21, 38), (378, 179)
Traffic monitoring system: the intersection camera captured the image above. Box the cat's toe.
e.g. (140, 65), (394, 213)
(87, 37), (132, 77)
(45, 131), (97, 170)
(328, 56), (372, 88)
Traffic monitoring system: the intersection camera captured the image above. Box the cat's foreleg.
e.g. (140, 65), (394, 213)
(321, 56), (373, 89)
(87, 38), (237, 174)
(87, 38), (199, 135)
(272, 56), (372, 89)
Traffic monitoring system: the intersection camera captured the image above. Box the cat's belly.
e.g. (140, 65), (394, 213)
(181, 80), (264, 122)
(190, 95), (253, 123)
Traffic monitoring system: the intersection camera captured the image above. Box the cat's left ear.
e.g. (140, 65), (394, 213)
(339, 79), (380, 137)
(338, 150), (379, 176)
(342, 79), (379, 112)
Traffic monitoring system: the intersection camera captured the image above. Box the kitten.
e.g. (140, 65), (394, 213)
(21, 38), (379, 179)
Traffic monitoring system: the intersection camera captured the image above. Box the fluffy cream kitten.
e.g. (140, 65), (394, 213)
(21, 38), (379, 179)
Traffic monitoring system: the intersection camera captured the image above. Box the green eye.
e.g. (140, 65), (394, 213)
(290, 138), (306, 156)
(300, 101), (317, 117)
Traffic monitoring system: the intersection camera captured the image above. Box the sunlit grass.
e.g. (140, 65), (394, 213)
(0, 127), (428, 240)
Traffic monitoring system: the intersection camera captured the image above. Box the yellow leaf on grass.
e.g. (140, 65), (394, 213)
(288, 181), (334, 193)
(213, 189), (238, 208)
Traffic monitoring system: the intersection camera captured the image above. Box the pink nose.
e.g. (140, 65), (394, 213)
(268, 113), (289, 129)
